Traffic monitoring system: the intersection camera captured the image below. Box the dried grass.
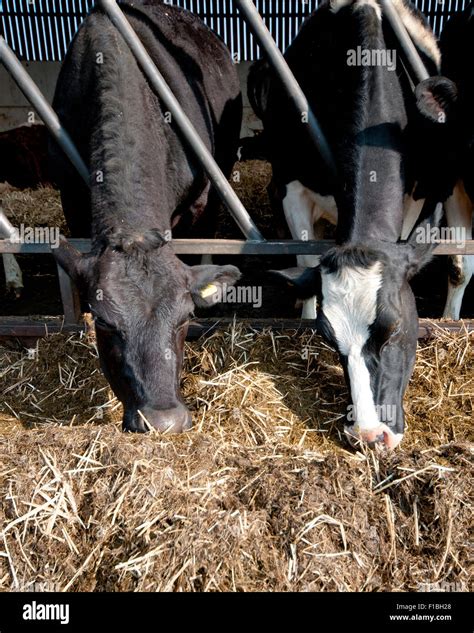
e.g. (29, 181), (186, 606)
(0, 185), (67, 234)
(217, 160), (274, 237)
(0, 324), (472, 592)
(0, 161), (471, 592)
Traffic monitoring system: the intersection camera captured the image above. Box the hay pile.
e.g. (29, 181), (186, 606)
(0, 184), (67, 234)
(0, 161), (273, 240)
(218, 160), (275, 238)
(0, 325), (472, 591)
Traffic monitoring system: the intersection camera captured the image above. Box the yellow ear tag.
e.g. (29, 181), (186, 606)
(200, 283), (218, 298)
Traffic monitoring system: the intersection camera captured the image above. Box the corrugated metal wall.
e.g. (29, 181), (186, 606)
(0, 0), (470, 62)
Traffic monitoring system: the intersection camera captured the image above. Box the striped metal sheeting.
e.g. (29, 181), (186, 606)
(0, 0), (470, 61)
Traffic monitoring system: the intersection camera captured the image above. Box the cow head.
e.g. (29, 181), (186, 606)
(272, 207), (442, 450)
(54, 229), (240, 433)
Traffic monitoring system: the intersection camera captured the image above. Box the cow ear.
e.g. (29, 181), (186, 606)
(53, 236), (93, 287)
(269, 266), (321, 299)
(190, 264), (241, 307)
(401, 202), (443, 279)
(415, 76), (458, 124)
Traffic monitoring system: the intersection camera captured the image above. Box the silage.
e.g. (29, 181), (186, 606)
(0, 325), (472, 592)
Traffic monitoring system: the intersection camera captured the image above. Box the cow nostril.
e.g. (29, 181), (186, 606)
(138, 404), (192, 434)
(344, 424), (403, 451)
(182, 409), (193, 431)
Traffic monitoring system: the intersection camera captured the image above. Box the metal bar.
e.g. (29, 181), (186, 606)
(235, 0), (338, 181)
(0, 317), (84, 339)
(379, 0), (430, 83)
(0, 35), (90, 185)
(56, 263), (82, 325)
(0, 208), (19, 240)
(97, 0), (263, 241)
(1, 238), (474, 255)
(0, 317), (472, 341)
(187, 317), (474, 339)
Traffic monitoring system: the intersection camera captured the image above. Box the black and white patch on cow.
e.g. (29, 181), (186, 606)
(274, 203), (442, 451)
(282, 181), (338, 318)
(439, 1), (474, 319)
(251, 0), (455, 448)
(319, 256), (390, 444)
(443, 181), (474, 318)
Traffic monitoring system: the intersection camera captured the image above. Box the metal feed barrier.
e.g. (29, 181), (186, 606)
(0, 0), (473, 342)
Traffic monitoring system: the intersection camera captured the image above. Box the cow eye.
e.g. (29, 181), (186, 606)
(94, 316), (115, 332)
(389, 321), (402, 338)
(379, 321), (402, 352)
(177, 319), (190, 330)
(177, 311), (194, 329)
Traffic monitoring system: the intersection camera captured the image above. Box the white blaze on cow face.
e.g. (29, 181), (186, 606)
(321, 262), (383, 432)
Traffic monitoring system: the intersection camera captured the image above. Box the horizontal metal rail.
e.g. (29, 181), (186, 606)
(1, 238), (473, 256)
(0, 316), (472, 341)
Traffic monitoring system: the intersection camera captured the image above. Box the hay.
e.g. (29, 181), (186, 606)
(0, 325), (472, 591)
(217, 160), (274, 238)
(0, 161), (272, 240)
(0, 184), (67, 234)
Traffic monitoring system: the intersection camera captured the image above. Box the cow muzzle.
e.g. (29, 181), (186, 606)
(344, 423), (403, 451)
(124, 403), (192, 434)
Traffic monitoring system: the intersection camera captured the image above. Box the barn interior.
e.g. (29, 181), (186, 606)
(0, 0), (472, 594)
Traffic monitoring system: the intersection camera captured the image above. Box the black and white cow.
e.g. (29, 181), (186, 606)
(439, 1), (474, 319)
(249, 0), (457, 449)
(49, 0), (242, 433)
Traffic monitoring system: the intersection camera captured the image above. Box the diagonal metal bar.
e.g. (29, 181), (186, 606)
(98, 0), (264, 241)
(0, 206), (18, 241)
(379, 0), (430, 83)
(379, 1), (440, 240)
(235, 0), (338, 183)
(0, 35), (90, 185)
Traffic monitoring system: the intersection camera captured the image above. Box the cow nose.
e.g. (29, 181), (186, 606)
(344, 423), (403, 450)
(139, 403), (192, 433)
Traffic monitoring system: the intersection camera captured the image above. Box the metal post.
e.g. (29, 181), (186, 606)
(0, 36), (90, 186)
(98, 0), (263, 241)
(379, 0), (429, 83)
(0, 208), (18, 240)
(235, 0), (338, 182)
(57, 264), (82, 325)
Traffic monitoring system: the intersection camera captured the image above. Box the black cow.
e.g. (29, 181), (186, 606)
(250, 0), (457, 449)
(50, 0), (242, 433)
(439, 1), (474, 319)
